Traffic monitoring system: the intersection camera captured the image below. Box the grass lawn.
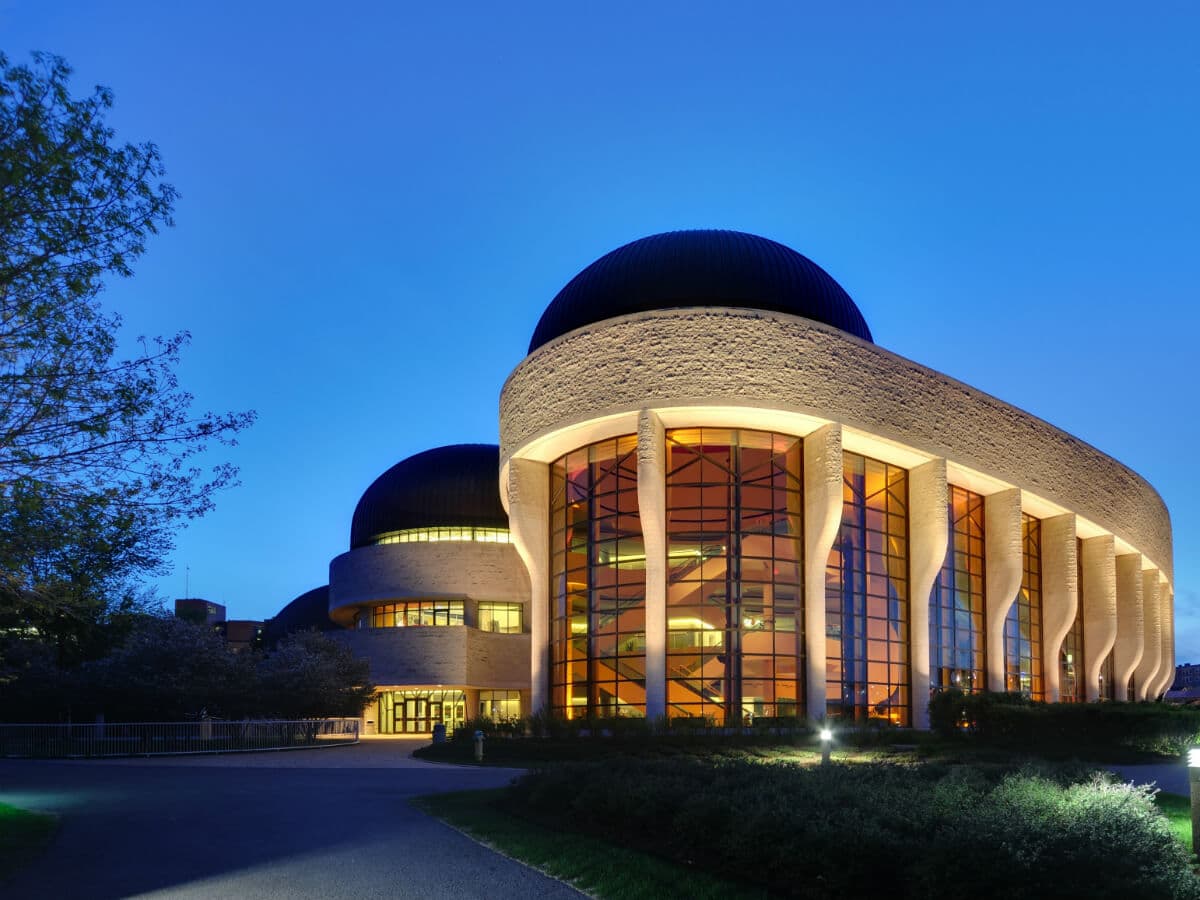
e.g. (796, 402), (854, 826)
(1156, 791), (1193, 850)
(413, 789), (767, 900)
(0, 802), (57, 881)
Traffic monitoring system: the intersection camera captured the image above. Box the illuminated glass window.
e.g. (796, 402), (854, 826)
(479, 690), (521, 720)
(826, 453), (909, 725)
(1004, 515), (1043, 698)
(478, 602), (522, 634)
(665, 429), (804, 725)
(1060, 537), (1085, 702)
(371, 526), (511, 546)
(377, 689), (466, 734)
(369, 600), (465, 628)
(930, 486), (986, 693)
(550, 435), (646, 720)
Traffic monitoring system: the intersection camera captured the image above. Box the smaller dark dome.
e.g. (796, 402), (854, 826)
(529, 229), (872, 352)
(349, 444), (507, 550)
(263, 585), (335, 647)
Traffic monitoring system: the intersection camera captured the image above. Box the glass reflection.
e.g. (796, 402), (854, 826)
(930, 486), (986, 693)
(1004, 515), (1043, 698)
(826, 453), (909, 725)
(549, 436), (645, 719)
(665, 429), (804, 725)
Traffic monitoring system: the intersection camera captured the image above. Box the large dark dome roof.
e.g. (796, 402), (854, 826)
(528, 229), (872, 352)
(349, 444), (508, 549)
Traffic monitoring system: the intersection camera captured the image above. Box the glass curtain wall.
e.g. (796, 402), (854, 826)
(1004, 515), (1044, 698)
(664, 429), (804, 725)
(549, 436), (646, 719)
(825, 453), (910, 724)
(930, 486), (987, 692)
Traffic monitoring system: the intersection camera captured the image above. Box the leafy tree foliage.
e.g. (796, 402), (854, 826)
(0, 52), (254, 657)
(0, 618), (375, 723)
(255, 631), (376, 719)
(81, 615), (251, 721)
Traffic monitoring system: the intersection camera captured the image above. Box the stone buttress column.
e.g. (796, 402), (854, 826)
(1113, 555), (1144, 701)
(1134, 571), (1161, 701)
(1081, 536), (1117, 701)
(804, 424), (843, 724)
(985, 489), (1023, 693)
(1040, 515), (1078, 703)
(1153, 583), (1175, 698)
(637, 410), (667, 721)
(506, 458), (550, 715)
(907, 458), (948, 729)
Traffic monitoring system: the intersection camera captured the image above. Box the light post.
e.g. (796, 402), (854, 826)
(1188, 748), (1200, 856)
(820, 727), (833, 765)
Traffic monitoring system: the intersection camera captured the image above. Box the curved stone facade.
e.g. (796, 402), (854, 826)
(328, 541), (530, 625)
(500, 308), (1171, 578)
(332, 627), (530, 688)
(499, 305), (1174, 725)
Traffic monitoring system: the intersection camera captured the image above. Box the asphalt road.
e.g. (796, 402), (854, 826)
(0, 741), (586, 899)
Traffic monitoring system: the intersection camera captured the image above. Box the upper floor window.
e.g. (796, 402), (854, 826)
(370, 526), (511, 546)
(478, 601), (523, 634)
(370, 600), (465, 628)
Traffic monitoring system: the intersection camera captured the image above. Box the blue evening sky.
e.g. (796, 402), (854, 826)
(4, 3), (1198, 659)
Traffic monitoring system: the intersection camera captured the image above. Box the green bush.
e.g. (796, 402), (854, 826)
(509, 758), (1200, 899)
(929, 690), (1200, 759)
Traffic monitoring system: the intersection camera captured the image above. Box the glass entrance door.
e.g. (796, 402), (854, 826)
(377, 690), (467, 734)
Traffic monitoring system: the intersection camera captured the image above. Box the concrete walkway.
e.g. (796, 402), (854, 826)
(0, 740), (585, 899)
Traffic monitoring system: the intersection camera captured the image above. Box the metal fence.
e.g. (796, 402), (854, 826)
(0, 718), (360, 759)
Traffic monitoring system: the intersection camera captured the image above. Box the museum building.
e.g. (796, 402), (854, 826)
(274, 229), (1175, 733)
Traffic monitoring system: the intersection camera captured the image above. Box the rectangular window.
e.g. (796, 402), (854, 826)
(478, 690), (521, 720)
(369, 600), (465, 629)
(478, 602), (523, 634)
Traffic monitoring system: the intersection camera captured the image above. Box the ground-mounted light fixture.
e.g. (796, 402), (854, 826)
(1189, 748), (1200, 856)
(820, 727), (833, 766)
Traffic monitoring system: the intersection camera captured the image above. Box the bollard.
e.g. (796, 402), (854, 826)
(474, 729), (485, 762)
(1189, 749), (1200, 857)
(820, 727), (833, 766)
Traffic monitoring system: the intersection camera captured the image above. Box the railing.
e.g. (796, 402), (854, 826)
(0, 718), (360, 759)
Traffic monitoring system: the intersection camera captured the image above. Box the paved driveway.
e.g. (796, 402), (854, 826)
(0, 740), (585, 899)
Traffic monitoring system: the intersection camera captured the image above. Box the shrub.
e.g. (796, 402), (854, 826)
(929, 690), (1200, 759)
(509, 759), (1200, 899)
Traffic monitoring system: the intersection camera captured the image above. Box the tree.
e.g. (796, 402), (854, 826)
(79, 615), (253, 721)
(0, 52), (254, 655)
(255, 631), (376, 718)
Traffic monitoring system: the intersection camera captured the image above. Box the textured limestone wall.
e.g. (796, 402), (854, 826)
(505, 459), (551, 714)
(499, 308), (1172, 578)
(1154, 588), (1175, 698)
(908, 458), (948, 728)
(331, 628), (529, 689)
(466, 630), (533, 689)
(328, 541), (530, 624)
(1134, 573), (1162, 701)
(1040, 515), (1078, 703)
(804, 424), (843, 722)
(1081, 536), (1118, 701)
(985, 489), (1023, 693)
(1113, 555), (1145, 698)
